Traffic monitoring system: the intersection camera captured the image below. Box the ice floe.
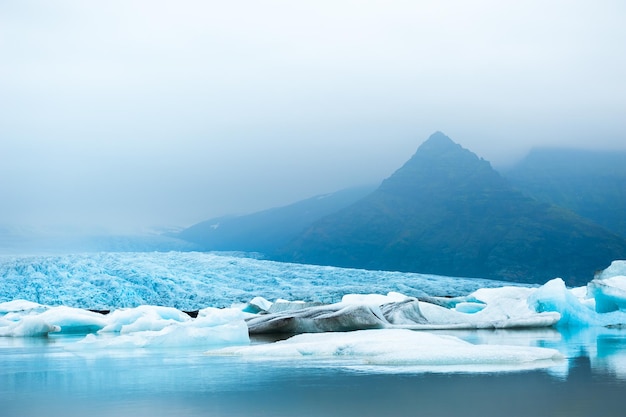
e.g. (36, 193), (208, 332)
(69, 319), (250, 351)
(246, 287), (560, 334)
(208, 329), (565, 373)
(0, 315), (60, 337)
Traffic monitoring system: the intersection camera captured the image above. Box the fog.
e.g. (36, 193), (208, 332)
(1, 0), (625, 234)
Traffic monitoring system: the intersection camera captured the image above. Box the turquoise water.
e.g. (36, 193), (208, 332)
(2, 328), (626, 417)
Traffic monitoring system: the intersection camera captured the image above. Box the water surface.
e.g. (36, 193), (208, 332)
(2, 328), (626, 417)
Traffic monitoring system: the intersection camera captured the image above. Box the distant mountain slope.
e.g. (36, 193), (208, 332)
(278, 132), (626, 286)
(177, 185), (376, 254)
(0, 226), (198, 255)
(504, 148), (626, 239)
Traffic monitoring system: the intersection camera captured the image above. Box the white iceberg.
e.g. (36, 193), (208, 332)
(65, 304), (252, 351)
(98, 305), (192, 334)
(71, 320), (250, 351)
(529, 277), (626, 327)
(0, 315), (60, 337)
(246, 286), (560, 334)
(0, 299), (46, 314)
(588, 260), (626, 313)
(209, 329), (564, 373)
(37, 306), (108, 334)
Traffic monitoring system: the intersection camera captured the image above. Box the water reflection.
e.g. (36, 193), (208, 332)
(428, 327), (626, 380)
(1, 328), (626, 417)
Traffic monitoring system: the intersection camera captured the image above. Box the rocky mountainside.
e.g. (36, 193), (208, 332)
(277, 132), (626, 285)
(176, 185), (376, 254)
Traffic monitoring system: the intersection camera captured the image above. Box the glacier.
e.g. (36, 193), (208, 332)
(0, 251), (523, 310)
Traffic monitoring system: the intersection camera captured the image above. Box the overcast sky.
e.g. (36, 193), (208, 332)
(1, 0), (625, 234)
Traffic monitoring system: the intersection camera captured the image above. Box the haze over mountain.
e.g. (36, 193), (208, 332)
(275, 132), (626, 286)
(176, 185), (376, 255)
(3, 2), (626, 235)
(504, 149), (626, 240)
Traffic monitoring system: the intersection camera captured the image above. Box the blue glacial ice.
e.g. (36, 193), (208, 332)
(0, 251), (525, 310)
(529, 261), (626, 327)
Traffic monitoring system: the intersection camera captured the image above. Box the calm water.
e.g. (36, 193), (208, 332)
(2, 328), (626, 417)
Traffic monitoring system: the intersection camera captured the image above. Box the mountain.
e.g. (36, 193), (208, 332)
(503, 148), (626, 239)
(176, 185), (376, 254)
(277, 132), (626, 286)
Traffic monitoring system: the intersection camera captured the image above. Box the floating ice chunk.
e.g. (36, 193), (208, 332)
(470, 286), (536, 312)
(414, 285), (557, 328)
(528, 278), (626, 327)
(246, 291), (559, 334)
(144, 320), (250, 348)
(594, 260), (626, 280)
(569, 286), (596, 310)
(209, 329), (564, 373)
(454, 302), (486, 314)
(464, 286), (560, 328)
(71, 318), (250, 351)
(247, 304), (388, 334)
(381, 300), (428, 325)
(243, 296), (273, 313)
(0, 316), (60, 337)
(0, 299), (46, 314)
(583, 260), (626, 314)
(341, 292), (410, 306)
(196, 306), (253, 325)
(98, 305), (191, 333)
(268, 300), (325, 314)
(588, 275), (626, 313)
(529, 278), (598, 326)
(37, 306), (108, 334)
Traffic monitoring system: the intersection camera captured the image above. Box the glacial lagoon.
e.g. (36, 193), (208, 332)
(2, 252), (626, 416)
(1, 328), (626, 417)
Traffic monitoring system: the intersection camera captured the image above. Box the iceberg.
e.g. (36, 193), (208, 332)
(529, 277), (626, 327)
(588, 260), (626, 313)
(246, 287), (560, 334)
(0, 315), (60, 337)
(67, 306), (252, 351)
(70, 320), (250, 351)
(209, 329), (564, 373)
(99, 305), (192, 333)
(244, 262), (626, 334)
(0, 299), (46, 314)
(37, 306), (108, 334)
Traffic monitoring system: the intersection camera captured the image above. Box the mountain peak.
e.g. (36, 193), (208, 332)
(380, 131), (496, 195)
(424, 131), (455, 146)
(280, 132), (626, 285)
(415, 131), (461, 153)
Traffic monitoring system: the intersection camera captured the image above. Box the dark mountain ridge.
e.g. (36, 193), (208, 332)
(277, 132), (626, 285)
(177, 185), (376, 254)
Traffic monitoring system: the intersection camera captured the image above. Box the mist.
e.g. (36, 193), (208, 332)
(1, 0), (625, 234)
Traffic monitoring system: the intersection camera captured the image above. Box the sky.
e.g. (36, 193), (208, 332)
(1, 0), (625, 234)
